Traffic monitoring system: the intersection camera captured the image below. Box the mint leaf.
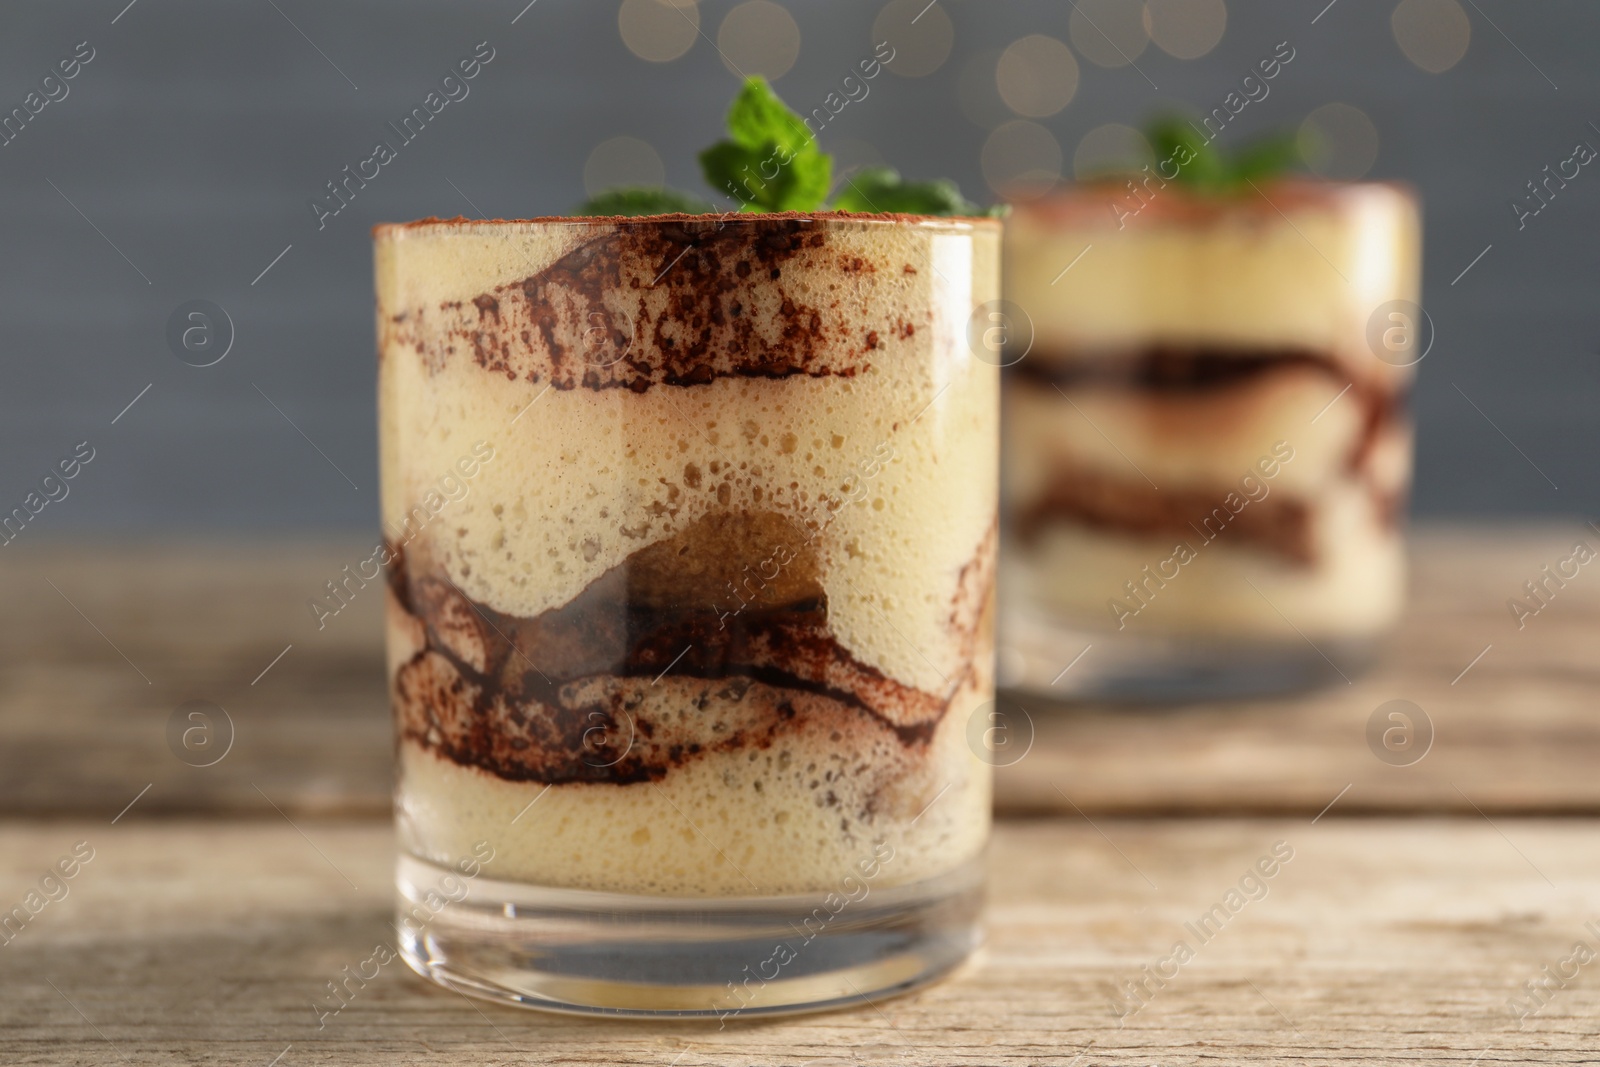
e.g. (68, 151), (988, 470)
(1140, 115), (1303, 193)
(725, 76), (811, 155)
(570, 78), (1001, 218)
(1147, 117), (1230, 192)
(573, 187), (716, 217)
(699, 77), (831, 212)
(1231, 133), (1302, 185)
(832, 166), (981, 216)
(699, 141), (771, 210)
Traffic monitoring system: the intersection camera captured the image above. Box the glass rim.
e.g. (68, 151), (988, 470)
(372, 210), (1003, 241)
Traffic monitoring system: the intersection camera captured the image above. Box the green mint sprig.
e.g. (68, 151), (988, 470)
(574, 77), (992, 217)
(699, 76), (831, 211)
(575, 187), (716, 217)
(1139, 115), (1303, 193)
(833, 166), (975, 215)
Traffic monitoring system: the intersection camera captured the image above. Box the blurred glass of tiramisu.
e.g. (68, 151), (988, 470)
(1000, 121), (1422, 698)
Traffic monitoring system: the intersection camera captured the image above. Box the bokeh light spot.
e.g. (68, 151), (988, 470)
(618, 0), (699, 64)
(996, 35), (1079, 119)
(1142, 0), (1227, 60)
(1070, 0), (1151, 68)
(1391, 0), (1471, 74)
(871, 0), (955, 78)
(717, 1), (801, 80)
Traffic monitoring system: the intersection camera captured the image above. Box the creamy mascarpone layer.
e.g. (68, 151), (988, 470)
(1001, 182), (1420, 642)
(1007, 182), (1422, 382)
(376, 216), (1000, 894)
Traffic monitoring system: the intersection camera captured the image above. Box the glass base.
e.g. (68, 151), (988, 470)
(395, 852), (984, 1019)
(999, 610), (1379, 702)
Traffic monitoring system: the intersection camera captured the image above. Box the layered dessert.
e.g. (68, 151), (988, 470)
(375, 213), (999, 897)
(1001, 182), (1420, 674)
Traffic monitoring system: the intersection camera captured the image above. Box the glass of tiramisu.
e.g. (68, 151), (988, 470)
(374, 207), (999, 1014)
(999, 136), (1421, 698)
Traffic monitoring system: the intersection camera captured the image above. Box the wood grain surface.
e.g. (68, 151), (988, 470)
(997, 523), (1600, 816)
(1, 817), (1594, 1065)
(3, 525), (1597, 819)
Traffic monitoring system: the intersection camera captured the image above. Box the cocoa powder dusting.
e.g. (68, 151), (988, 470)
(390, 217), (915, 393)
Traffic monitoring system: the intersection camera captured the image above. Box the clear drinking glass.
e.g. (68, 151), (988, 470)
(374, 213), (1000, 1016)
(999, 181), (1422, 699)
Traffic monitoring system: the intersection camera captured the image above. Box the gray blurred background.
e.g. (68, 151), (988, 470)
(1, 0), (1593, 533)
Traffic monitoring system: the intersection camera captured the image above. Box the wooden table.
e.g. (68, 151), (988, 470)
(4, 525), (1598, 1064)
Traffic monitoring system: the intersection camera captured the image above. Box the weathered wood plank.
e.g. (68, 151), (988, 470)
(3, 524), (1597, 818)
(0, 536), (393, 819)
(0, 817), (1593, 1064)
(997, 522), (1600, 817)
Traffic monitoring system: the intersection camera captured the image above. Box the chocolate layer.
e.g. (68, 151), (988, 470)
(389, 511), (994, 786)
(1012, 464), (1315, 565)
(1006, 344), (1410, 560)
(1011, 344), (1351, 392)
(382, 218), (926, 392)
(1010, 343), (1408, 475)
(1018, 345), (1406, 442)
